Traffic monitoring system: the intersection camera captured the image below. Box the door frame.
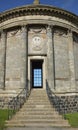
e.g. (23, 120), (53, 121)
(28, 56), (46, 90)
(31, 60), (43, 89)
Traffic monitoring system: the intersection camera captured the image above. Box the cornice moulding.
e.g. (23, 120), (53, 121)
(0, 4), (78, 26)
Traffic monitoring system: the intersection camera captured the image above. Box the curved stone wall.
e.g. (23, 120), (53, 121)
(0, 4), (78, 97)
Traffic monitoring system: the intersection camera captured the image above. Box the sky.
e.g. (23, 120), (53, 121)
(0, 0), (78, 16)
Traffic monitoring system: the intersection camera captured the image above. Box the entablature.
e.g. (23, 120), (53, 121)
(0, 4), (78, 26)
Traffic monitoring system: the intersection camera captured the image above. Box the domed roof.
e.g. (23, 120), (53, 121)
(0, 0), (78, 26)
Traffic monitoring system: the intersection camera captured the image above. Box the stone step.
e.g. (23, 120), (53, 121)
(6, 89), (70, 127)
(30, 91), (47, 93)
(27, 96), (49, 98)
(30, 94), (48, 96)
(13, 115), (63, 120)
(25, 102), (51, 105)
(29, 97), (49, 99)
(20, 107), (56, 111)
(21, 107), (53, 110)
(27, 101), (50, 104)
(6, 119), (69, 124)
(7, 119), (68, 125)
(31, 89), (46, 92)
(21, 107), (54, 110)
(22, 105), (53, 109)
(30, 92), (47, 95)
(15, 113), (59, 117)
(29, 94), (48, 96)
(6, 122), (70, 127)
(27, 98), (50, 101)
(29, 95), (49, 98)
(29, 93), (48, 95)
(17, 111), (59, 115)
(28, 99), (49, 101)
(23, 103), (52, 106)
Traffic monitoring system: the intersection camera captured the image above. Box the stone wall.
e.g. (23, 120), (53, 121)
(1, 92), (78, 113)
(54, 27), (70, 92)
(0, 97), (9, 109)
(28, 26), (47, 55)
(0, 32), (6, 89)
(0, 25), (77, 93)
(0, 3), (78, 114)
(73, 33), (78, 91)
(5, 27), (27, 90)
(0, 96), (26, 109)
(47, 81), (78, 114)
(49, 94), (78, 114)
(0, 88), (28, 109)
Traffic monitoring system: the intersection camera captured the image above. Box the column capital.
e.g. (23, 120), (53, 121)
(0, 30), (7, 43)
(21, 26), (27, 33)
(47, 25), (53, 30)
(47, 25), (53, 38)
(0, 29), (6, 36)
(68, 29), (73, 37)
(21, 26), (28, 39)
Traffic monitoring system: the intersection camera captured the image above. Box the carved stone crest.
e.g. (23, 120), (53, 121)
(32, 35), (43, 51)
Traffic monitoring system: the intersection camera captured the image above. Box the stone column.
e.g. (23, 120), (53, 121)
(68, 30), (76, 91)
(0, 30), (7, 89)
(21, 26), (28, 90)
(47, 25), (54, 90)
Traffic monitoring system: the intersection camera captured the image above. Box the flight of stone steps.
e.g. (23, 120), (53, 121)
(6, 89), (70, 127)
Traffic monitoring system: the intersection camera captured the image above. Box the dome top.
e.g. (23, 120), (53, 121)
(33, 0), (40, 5)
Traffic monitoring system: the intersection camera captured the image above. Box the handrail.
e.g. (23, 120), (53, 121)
(46, 80), (66, 119)
(8, 87), (30, 120)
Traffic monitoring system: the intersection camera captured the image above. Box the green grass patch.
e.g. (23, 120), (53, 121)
(0, 109), (16, 130)
(65, 112), (78, 127)
(0, 109), (8, 130)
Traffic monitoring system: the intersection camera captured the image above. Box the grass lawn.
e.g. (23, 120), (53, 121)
(0, 109), (8, 130)
(65, 112), (78, 127)
(0, 109), (16, 130)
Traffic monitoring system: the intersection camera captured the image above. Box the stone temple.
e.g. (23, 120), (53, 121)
(0, 0), (78, 118)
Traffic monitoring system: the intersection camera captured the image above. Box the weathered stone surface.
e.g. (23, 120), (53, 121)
(54, 28), (70, 91)
(68, 30), (76, 91)
(0, 2), (78, 113)
(5, 29), (22, 90)
(47, 26), (54, 90)
(73, 33), (78, 90)
(0, 31), (6, 89)
(50, 94), (78, 114)
(28, 27), (47, 55)
(21, 26), (28, 89)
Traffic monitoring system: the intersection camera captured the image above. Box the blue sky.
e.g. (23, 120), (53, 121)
(0, 0), (78, 15)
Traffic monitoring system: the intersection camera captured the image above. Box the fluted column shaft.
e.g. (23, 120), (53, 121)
(21, 26), (28, 89)
(68, 30), (76, 91)
(0, 30), (7, 89)
(47, 26), (54, 90)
